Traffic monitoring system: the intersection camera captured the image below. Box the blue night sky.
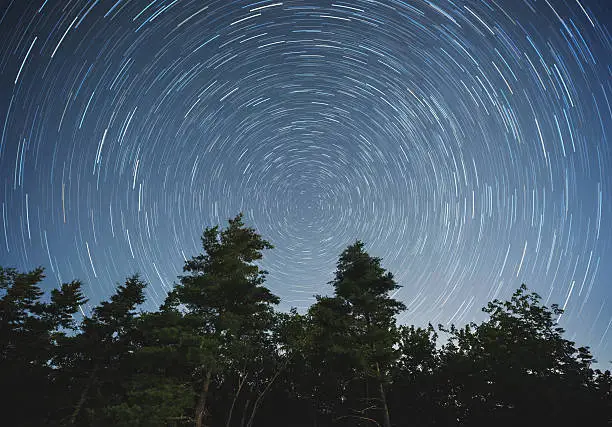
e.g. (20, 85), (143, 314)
(1, 0), (611, 364)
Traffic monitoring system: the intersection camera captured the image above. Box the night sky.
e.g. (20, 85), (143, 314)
(1, 0), (611, 363)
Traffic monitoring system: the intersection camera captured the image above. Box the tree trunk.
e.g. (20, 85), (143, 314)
(227, 371), (248, 427)
(70, 364), (98, 425)
(245, 366), (283, 427)
(376, 363), (391, 427)
(239, 398), (251, 427)
(195, 371), (212, 427)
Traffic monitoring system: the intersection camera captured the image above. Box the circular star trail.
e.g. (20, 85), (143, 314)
(0, 0), (611, 362)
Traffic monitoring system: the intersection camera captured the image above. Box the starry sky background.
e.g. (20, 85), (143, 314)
(1, 0), (611, 363)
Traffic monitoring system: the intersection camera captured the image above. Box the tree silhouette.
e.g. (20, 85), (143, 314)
(0, 267), (87, 426)
(437, 284), (604, 426)
(170, 213), (280, 427)
(1, 216), (611, 427)
(388, 324), (443, 426)
(306, 241), (406, 427)
(60, 275), (147, 426)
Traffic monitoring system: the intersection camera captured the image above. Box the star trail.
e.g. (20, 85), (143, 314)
(0, 0), (611, 363)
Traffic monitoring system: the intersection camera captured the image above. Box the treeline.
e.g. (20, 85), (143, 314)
(1, 214), (610, 427)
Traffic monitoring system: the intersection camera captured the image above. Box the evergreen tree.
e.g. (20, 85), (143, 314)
(2, 228), (612, 427)
(98, 306), (198, 426)
(59, 275), (147, 426)
(0, 267), (87, 426)
(307, 241), (406, 427)
(171, 213), (280, 427)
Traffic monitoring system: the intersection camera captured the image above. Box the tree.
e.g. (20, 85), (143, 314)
(0, 267), (87, 426)
(591, 368), (612, 425)
(171, 213), (280, 427)
(305, 295), (356, 425)
(96, 305), (198, 426)
(3, 233), (612, 427)
(387, 324), (445, 426)
(307, 241), (406, 427)
(59, 275), (147, 426)
(257, 309), (317, 426)
(438, 284), (603, 426)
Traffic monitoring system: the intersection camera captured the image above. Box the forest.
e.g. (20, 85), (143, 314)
(1, 213), (611, 427)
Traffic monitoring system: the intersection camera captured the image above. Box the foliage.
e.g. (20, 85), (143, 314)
(1, 216), (610, 427)
(61, 274), (147, 426)
(166, 213), (281, 427)
(434, 284), (604, 426)
(0, 267), (87, 426)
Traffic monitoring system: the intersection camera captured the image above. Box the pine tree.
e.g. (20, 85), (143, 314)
(60, 275), (146, 426)
(0, 267), (87, 425)
(98, 307), (198, 426)
(172, 213), (280, 427)
(308, 241), (406, 427)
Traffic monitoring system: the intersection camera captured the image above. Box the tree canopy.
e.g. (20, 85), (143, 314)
(1, 215), (610, 427)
